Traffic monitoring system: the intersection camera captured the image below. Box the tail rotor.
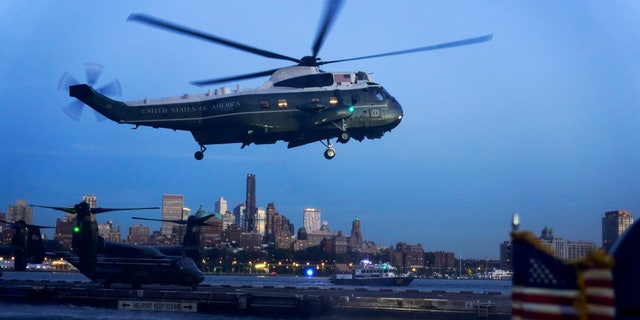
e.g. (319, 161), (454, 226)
(58, 63), (121, 121)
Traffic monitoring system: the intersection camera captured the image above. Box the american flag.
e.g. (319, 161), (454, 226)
(511, 231), (614, 320)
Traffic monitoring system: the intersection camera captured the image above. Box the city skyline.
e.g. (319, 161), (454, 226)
(3, 193), (629, 260)
(2, 1), (639, 259)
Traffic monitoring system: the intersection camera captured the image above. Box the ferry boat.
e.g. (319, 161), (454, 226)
(330, 260), (414, 286)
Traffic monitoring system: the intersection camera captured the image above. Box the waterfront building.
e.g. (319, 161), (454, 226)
(221, 212), (235, 230)
(161, 194), (184, 239)
(349, 217), (363, 249)
(303, 208), (321, 233)
(393, 242), (425, 272)
(54, 214), (76, 249)
(82, 195), (97, 222)
(215, 197), (227, 214)
(245, 174), (256, 232)
(330, 231), (348, 254)
(539, 226), (597, 260)
(8, 200), (32, 225)
(602, 209), (634, 252)
(499, 240), (513, 271)
(200, 216), (223, 246)
(426, 251), (456, 274)
(239, 232), (262, 250)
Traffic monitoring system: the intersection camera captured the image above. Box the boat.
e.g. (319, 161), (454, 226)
(330, 260), (414, 286)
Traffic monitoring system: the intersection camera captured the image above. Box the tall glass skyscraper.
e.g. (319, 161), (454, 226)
(602, 210), (634, 252)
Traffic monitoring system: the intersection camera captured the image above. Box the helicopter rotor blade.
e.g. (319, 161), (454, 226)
(85, 63), (104, 86)
(63, 100), (85, 122)
(311, 0), (344, 60)
(31, 205), (78, 214)
(132, 216), (186, 225)
(91, 207), (159, 214)
(128, 13), (300, 64)
(98, 79), (122, 97)
(191, 68), (280, 87)
(58, 73), (79, 92)
(320, 34), (494, 66)
(0, 220), (55, 229)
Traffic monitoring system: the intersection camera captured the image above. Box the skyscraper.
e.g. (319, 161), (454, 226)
(215, 197), (228, 214)
(233, 204), (245, 231)
(8, 200), (32, 224)
(245, 174), (256, 232)
(349, 217), (363, 249)
(161, 194), (184, 238)
(255, 207), (266, 236)
(82, 195), (97, 222)
(602, 210), (634, 251)
(303, 208), (321, 233)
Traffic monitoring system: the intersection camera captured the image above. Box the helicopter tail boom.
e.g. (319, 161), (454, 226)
(69, 84), (127, 122)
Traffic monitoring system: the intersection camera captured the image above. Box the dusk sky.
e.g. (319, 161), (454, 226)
(2, 1), (639, 259)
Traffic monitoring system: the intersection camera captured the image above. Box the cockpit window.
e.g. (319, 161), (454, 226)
(274, 73), (334, 88)
(369, 87), (386, 101)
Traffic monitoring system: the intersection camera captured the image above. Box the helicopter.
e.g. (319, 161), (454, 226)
(32, 202), (205, 289)
(0, 220), (51, 271)
(66, 0), (492, 160)
(131, 214), (215, 269)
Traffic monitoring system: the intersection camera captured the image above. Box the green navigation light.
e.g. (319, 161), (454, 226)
(73, 226), (80, 233)
(348, 106), (355, 113)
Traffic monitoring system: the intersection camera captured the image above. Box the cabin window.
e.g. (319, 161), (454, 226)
(273, 73), (334, 88)
(311, 97), (320, 103)
(259, 100), (270, 108)
(351, 95), (360, 105)
(278, 99), (288, 108)
(329, 97), (338, 106)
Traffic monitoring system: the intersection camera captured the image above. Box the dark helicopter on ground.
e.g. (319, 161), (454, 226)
(64, 0), (492, 160)
(131, 214), (215, 269)
(0, 220), (50, 271)
(32, 202), (205, 289)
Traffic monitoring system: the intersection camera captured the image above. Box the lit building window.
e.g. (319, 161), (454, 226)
(278, 99), (288, 108)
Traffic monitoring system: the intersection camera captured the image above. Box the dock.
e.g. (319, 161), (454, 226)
(0, 278), (511, 319)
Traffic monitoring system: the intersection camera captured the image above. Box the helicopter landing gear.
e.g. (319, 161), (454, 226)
(194, 145), (207, 160)
(333, 119), (350, 144)
(337, 131), (350, 144)
(321, 139), (336, 160)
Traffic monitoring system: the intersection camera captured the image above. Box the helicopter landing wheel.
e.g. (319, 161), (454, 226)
(194, 145), (207, 160)
(338, 131), (350, 144)
(324, 148), (336, 160)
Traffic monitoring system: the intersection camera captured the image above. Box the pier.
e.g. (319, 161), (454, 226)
(0, 278), (511, 319)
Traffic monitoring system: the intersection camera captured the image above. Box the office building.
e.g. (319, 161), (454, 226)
(303, 208), (321, 233)
(233, 204), (245, 231)
(215, 197), (228, 214)
(602, 210), (634, 251)
(8, 200), (33, 224)
(349, 217), (363, 249)
(245, 174), (256, 232)
(161, 194), (184, 238)
(539, 226), (597, 260)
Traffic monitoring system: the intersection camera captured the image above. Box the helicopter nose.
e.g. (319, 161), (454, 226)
(388, 98), (403, 127)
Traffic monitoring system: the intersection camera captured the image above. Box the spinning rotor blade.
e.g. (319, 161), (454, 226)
(191, 68), (280, 87)
(320, 34), (494, 66)
(59, 63), (121, 121)
(85, 63), (104, 86)
(31, 205), (78, 214)
(128, 13), (299, 64)
(311, 0), (344, 60)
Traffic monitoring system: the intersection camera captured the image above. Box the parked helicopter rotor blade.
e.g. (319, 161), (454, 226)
(320, 34), (494, 66)
(132, 216), (186, 225)
(128, 13), (300, 64)
(0, 220), (55, 229)
(91, 207), (159, 214)
(32, 204), (158, 215)
(191, 68), (280, 87)
(311, 0), (344, 60)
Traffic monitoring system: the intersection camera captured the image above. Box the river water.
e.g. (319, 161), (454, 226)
(0, 271), (511, 319)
